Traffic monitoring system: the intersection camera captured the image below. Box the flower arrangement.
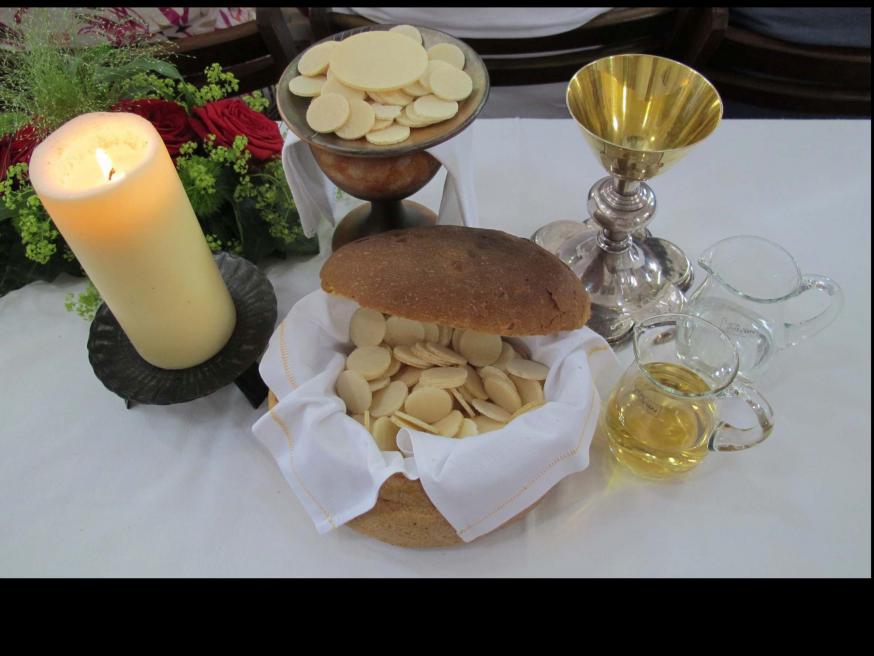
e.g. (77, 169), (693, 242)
(0, 8), (317, 316)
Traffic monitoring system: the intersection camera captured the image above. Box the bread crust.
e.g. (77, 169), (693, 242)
(320, 226), (590, 335)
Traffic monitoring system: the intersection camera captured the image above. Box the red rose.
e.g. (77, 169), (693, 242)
(112, 98), (196, 157)
(0, 125), (40, 180)
(189, 98), (282, 160)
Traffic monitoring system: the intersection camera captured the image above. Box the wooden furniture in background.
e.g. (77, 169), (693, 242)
(167, 7), (297, 96)
(689, 14), (871, 116)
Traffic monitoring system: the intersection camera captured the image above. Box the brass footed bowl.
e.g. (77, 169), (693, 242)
(277, 25), (490, 250)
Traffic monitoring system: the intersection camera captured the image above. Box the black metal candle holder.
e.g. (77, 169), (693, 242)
(87, 252), (277, 408)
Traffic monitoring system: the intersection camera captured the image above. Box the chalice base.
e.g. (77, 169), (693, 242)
(558, 230), (688, 346)
(332, 199), (438, 250)
(536, 217), (694, 293)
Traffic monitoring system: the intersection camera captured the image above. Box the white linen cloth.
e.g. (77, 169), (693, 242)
(252, 289), (618, 543)
(281, 127), (480, 238)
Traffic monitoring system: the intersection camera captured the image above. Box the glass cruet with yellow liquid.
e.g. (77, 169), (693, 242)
(601, 313), (775, 479)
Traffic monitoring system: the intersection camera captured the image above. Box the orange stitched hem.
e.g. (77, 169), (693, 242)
(268, 403), (336, 529)
(458, 386), (597, 537)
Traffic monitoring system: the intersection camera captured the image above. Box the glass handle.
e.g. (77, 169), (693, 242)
(782, 274), (843, 348)
(709, 379), (775, 452)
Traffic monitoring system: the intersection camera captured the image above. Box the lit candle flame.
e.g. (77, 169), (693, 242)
(95, 148), (125, 183)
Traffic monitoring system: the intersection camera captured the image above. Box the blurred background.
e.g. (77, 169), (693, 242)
(2, 6), (870, 119)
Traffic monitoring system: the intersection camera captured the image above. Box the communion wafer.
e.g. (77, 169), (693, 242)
(451, 328), (464, 352)
(419, 366), (468, 389)
(391, 411), (438, 434)
(365, 123), (411, 145)
(471, 399), (511, 423)
(385, 316), (425, 346)
(372, 88), (414, 107)
(429, 65), (473, 102)
(484, 375), (522, 414)
(411, 342), (445, 366)
(298, 40), (337, 76)
(449, 387), (475, 418)
(368, 376), (390, 392)
(407, 101), (445, 124)
(346, 345), (392, 380)
(493, 341), (518, 371)
(370, 380), (409, 417)
(437, 325), (453, 346)
(509, 374), (544, 406)
(404, 387), (453, 424)
(393, 345), (431, 368)
(425, 343), (467, 366)
(473, 415), (505, 434)
(306, 93), (350, 133)
(371, 416), (400, 450)
(320, 77), (366, 103)
(349, 307), (386, 347)
(364, 410), (371, 431)
(288, 74), (327, 97)
(458, 330), (502, 367)
(462, 364), (488, 400)
(506, 358), (550, 381)
(456, 384), (476, 403)
(351, 413), (366, 427)
(510, 400), (546, 421)
(369, 102), (402, 120)
(412, 95), (458, 121)
(457, 418), (479, 437)
(432, 410), (464, 437)
(478, 365), (512, 385)
(393, 365), (422, 387)
(422, 322), (440, 343)
(400, 104), (439, 128)
(329, 31), (429, 91)
(427, 42), (465, 70)
(419, 59), (455, 91)
(335, 98), (376, 140)
(403, 80), (431, 97)
(389, 24), (423, 45)
(384, 356), (402, 377)
(370, 118), (393, 131)
(336, 370), (372, 414)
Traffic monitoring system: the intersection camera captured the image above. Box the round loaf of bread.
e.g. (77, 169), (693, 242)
(320, 225), (590, 335)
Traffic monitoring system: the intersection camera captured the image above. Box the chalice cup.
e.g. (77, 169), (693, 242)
(278, 25), (489, 251)
(533, 54), (722, 345)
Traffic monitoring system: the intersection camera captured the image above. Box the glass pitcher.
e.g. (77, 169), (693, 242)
(602, 314), (774, 480)
(686, 235), (843, 380)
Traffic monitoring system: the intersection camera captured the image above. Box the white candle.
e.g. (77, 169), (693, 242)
(29, 112), (237, 369)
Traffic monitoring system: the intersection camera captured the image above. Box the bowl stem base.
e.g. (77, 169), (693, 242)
(331, 199), (437, 250)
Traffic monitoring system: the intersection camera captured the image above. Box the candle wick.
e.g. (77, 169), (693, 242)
(109, 167), (116, 181)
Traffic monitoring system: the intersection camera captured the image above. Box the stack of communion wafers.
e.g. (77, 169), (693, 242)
(338, 308), (549, 449)
(288, 26), (474, 145)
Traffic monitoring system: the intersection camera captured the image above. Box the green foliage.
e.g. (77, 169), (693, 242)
(64, 281), (101, 321)
(0, 164), (60, 264)
(0, 22), (318, 309)
(0, 8), (181, 138)
(176, 152), (230, 217)
(242, 90), (270, 113)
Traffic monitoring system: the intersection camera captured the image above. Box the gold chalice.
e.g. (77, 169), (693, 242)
(532, 54), (722, 344)
(277, 26), (489, 251)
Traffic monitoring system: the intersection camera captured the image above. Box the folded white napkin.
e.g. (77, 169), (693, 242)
(252, 290), (618, 544)
(280, 127), (480, 237)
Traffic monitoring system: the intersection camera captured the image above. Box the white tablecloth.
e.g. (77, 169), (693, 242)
(0, 119), (870, 577)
